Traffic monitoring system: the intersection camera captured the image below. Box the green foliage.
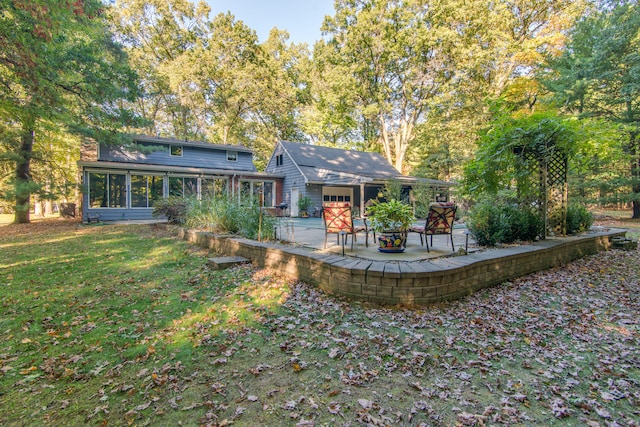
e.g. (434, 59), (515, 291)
(566, 204), (594, 235)
(543, 0), (640, 216)
(152, 197), (187, 224)
(297, 196), (313, 214)
(461, 111), (581, 199)
(466, 196), (543, 246)
(183, 196), (276, 241)
(185, 197), (241, 234)
(379, 181), (403, 203)
(411, 181), (438, 219)
(366, 199), (415, 233)
(0, 0), (142, 223)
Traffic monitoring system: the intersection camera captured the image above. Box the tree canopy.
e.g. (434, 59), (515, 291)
(0, 0), (141, 223)
(544, 0), (640, 217)
(3, 0), (640, 219)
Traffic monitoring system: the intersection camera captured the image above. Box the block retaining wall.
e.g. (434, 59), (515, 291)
(161, 225), (626, 305)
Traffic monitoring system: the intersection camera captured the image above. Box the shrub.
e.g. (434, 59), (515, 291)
(465, 200), (503, 246)
(152, 197), (187, 224)
(184, 196), (276, 241)
(466, 197), (543, 246)
(186, 197), (242, 234)
(566, 204), (593, 234)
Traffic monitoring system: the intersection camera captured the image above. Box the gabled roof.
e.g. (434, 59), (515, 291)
(279, 141), (401, 182)
(277, 141), (452, 187)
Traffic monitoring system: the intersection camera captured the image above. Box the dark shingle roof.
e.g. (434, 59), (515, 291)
(280, 141), (401, 181)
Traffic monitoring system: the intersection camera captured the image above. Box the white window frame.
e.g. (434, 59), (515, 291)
(226, 150), (238, 162)
(239, 179), (275, 207)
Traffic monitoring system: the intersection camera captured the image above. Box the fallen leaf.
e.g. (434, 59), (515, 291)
(328, 402), (341, 414)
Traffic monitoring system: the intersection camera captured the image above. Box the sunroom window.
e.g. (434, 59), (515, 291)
(88, 172), (126, 208)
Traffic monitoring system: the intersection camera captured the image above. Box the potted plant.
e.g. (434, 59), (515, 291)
(366, 199), (414, 252)
(297, 196), (313, 218)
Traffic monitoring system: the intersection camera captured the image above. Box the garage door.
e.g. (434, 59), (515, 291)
(322, 186), (353, 204)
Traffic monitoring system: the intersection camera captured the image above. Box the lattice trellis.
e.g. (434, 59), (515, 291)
(516, 149), (568, 239)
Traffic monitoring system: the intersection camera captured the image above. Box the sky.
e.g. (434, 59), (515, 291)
(205, 0), (335, 45)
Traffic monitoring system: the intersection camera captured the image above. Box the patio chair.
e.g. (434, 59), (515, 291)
(322, 202), (368, 250)
(409, 202), (457, 252)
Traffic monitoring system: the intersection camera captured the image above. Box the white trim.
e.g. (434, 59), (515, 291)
(279, 142), (308, 184)
(78, 161), (280, 179)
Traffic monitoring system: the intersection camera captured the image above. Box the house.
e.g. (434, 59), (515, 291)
(78, 135), (283, 222)
(265, 141), (452, 217)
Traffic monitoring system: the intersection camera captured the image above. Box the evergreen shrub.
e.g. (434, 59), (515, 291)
(466, 197), (543, 246)
(566, 204), (593, 235)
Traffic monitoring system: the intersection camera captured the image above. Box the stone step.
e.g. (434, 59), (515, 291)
(207, 256), (251, 270)
(611, 236), (638, 251)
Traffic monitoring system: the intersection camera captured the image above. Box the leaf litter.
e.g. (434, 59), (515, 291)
(0, 221), (638, 426)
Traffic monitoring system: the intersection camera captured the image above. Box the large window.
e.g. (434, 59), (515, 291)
(169, 176), (197, 198)
(201, 177), (228, 199)
(131, 174), (163, 208)
(239, 180), (274, 207)
(88, 172), (126, 208)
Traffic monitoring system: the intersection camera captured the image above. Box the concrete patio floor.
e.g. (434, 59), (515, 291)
(272, 217), (475, 262)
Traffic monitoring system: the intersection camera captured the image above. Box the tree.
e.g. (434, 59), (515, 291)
(248, 29), (310, 165)
(461, 111), (582, 237)
(0, 0), (141, 223)
(544, 0), (640, 217)
(314, 0), (584, 176)
(178, 11), (260, 145)
(408, 0), (585, 181)
(111, 0), (210, 139)
(319, 0), (464, 172)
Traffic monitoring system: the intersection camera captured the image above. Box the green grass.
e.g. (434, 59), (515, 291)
(1, 220), (638, 426)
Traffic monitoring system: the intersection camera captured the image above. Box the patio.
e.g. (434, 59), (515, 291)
(170, 220), (626, 305)
(272, 217), (474, 261)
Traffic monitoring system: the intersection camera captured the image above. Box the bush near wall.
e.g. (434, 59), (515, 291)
(566, 204), (594, 235)
(180, 196), (276, 241)
(466, 197), (543, 246)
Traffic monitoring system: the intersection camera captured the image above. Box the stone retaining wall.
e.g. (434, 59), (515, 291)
(163, 225), (626, 305)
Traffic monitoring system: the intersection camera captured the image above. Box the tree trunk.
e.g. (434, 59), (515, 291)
(14, 121), (35, 224)
(631, 131), (640, 219)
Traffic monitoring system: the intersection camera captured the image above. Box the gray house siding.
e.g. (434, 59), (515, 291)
(265, 144), (306, 213)
(80, 137), (276, 222)
(100, 143), (255, 172)
(257, 140), (453, 219)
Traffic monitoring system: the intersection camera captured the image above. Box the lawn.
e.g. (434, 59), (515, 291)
(0, 219), (638, 426)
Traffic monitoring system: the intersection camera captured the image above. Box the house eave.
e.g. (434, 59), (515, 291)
(304, 173), (454, 187)
(130, 135), (254, 154)
(78, 161), (284, 179)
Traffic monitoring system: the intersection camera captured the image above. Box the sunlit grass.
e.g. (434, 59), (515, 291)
(1, 219), (638, 426)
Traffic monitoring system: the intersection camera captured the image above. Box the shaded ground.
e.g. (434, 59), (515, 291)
(0, 219), (638, 426)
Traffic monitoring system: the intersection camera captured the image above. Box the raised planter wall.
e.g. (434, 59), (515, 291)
(164, 225), (626, 305)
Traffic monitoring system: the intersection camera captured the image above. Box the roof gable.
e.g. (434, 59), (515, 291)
(280, 141), (400, 180)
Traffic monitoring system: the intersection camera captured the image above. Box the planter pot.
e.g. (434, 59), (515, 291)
(377, 232), (406, 253)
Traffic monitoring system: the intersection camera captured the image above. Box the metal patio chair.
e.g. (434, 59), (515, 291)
(409, 202), (457, 252)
